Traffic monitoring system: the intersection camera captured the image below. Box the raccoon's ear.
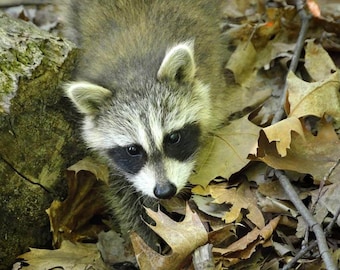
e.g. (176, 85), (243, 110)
(64, 81), (112, 115)
(157, 41), (196, 84)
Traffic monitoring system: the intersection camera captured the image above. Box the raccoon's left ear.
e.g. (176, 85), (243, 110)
(157, 40), (196, 84)
(64, 81), (112, 115)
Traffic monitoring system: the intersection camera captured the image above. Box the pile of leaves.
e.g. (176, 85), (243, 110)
(8, 0), (340, 269)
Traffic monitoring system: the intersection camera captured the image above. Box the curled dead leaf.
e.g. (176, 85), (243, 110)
(46, 157), (109, 248)
(249, 118), (340, 183)
(192, 181), (265, 229)
(131, 204), (208, 270)
(213, 216), (281, 267)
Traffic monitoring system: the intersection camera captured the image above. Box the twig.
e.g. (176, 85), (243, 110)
(279, 160), (340, 270)
(282, 241), (318, 270)
(324, 159), (340, 183)
(315, 159), (339, 204)
(269, 0), (337, 269)
(276, 170), (337, 270)
(192, 244), (215, 270)
(271, 0), (311, 124)
(288, 0), (311, 73)
(325, 204), (340, 236)
(284, 201), (340, 270)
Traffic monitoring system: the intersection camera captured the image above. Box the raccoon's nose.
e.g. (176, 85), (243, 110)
(154, 182), (177, 199)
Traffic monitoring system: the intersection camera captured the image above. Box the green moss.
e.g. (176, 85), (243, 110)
(0, 12), (80, 269)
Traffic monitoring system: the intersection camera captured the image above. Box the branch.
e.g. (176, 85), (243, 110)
(282, 241), (317, 270)
(325, 204), (340, 236)
(271, 0), (311, 124)
(283, 198), (340, 270)
(277, 160), (339, 270)
(276, 170), (336, 270)
(268, 0), (337, 269)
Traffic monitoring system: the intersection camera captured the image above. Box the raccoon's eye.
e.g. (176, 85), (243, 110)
(163, 124), (200, 162)
(126, 145), (142, 156)
(167, 132), (181, 145)
(108, 144), (147, 175)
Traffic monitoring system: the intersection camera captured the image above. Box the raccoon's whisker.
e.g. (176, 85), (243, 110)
(110, 173), (124, 179)
(113, 184), (130, 194)
(134, 193), (147, 208)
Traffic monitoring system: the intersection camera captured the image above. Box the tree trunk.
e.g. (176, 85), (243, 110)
(0, 12), (86, 269)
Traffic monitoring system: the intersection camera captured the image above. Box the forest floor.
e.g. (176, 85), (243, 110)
(2, 0), (340, 269)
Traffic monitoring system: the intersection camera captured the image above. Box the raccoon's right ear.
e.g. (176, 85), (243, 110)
(64, 81), (112, 115)
(157, 41), (196, 84)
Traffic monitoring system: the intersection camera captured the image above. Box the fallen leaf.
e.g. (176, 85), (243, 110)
(193, 181), (265, 228)
(304, 40), (337, 81)
(272, 241), (293, 257)
(286, 70), (340, 121)
(160, 194), (187, 215)
(131, 204), (208, 270)
(311, 183), (340, 227)
(15, 241), (108, 270)
(190, 116), (261, 187)
(309, 0), (340, 40)
(249, 118), (340, 183)
(213, 216), (280, 267)
(192, 195), (232, 219)
(221, 0), (259, 19)
(285, 41), (340, 122)
(257, 180), (289, 200)
(209, 181), (265, 228)
(258, 195), (298, 217)
(97, 230), (136, 265)
(224, 40), (276, 111)
(226, 41), (257, 86)
(208, 224), (237, 247)
(46, 157), (109, 248)
(257, 117), (304, 157)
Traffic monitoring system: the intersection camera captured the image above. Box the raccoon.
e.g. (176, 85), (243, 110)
(61, 0), (230, 248)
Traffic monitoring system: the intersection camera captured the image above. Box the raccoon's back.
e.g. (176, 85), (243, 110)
(61, 0), (226, 86)
(61, 0), (223, 47)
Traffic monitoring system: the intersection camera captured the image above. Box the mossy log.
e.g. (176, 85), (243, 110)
(0, 12), (85, 269)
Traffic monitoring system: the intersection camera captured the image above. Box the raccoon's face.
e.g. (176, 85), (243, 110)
(104, 112), (201, 199)
(65, 41), (211, 199)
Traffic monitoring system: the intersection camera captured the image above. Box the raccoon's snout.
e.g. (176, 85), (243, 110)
(154, 182), (177, 199)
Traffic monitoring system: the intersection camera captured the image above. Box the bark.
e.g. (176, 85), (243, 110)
(0, 12), (85, 269)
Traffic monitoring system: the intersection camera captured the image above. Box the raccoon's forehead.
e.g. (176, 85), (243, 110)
(94, 85), (203, 151)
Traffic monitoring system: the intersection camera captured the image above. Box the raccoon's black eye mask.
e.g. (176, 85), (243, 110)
(163, 124), (201, 161)
(107, 124), (200, 175)
(108, 144), (147, 174)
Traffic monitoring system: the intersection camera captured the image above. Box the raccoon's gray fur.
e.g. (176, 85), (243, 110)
(61, 0), (230, 248)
